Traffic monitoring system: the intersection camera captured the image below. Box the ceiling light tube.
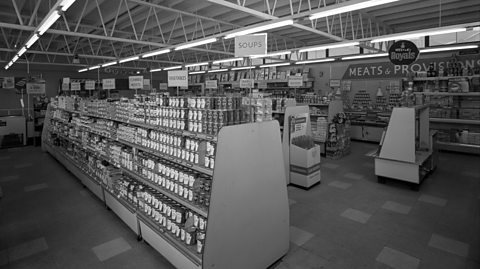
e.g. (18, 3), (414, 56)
(212, 57), (243, 64)
(341, 53), (389, 60)
(78, 68), (88, 72)
(420, 45), (478, 53)
(185, 62), (209, 68)
(17, 47), (27, 57)
(59, 0), (76, 11)
(12, 55), (19, 63)
(174, 38), (218, 51)
(260, 62), (291, 68)
(150, 68), (163, 72)
(295, 58), (335, 64)
(189, 71), (206, 74)
(143, 49), (171, 58)
(224, 20), (293, 39)
(231, 66), (255, 71)
(208, 68), (228, 73)
(251, 51), (291, 59)
(25, 35), (40, 48)
(101, 61), (117, 67)
(119, 56), (139, 63)
(38, 11), (61, 35)
(309, 0), (400, 20)
(163, 65), (183, 70)
(299, 41), (359, 53)
(89, 65), (100, 70)
(370, 27), (467, 43)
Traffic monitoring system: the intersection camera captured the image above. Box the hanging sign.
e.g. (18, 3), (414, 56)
(2, 77), (14, 88)
(62, 77), (70, 84)
(240, 78), (254, 88)
(205, 80), (218, 89)
(143, 79), (151, 90)
(129, 76), (144, 89)
(257, 80), (268, 89)
(85, 80), (95, 90)
(159, 83), (168, 90)
(234, 34), (267, 57)
(168, 70), (188, 87)
(71, 82), (81, 91)
(62, 83), (70, 91)
(329, 79), (341, 87)
(388, 40), (419, 65)
(288, 76), (303, 87)
(102, 78), (115, 90)
(26, 83), (46, 94)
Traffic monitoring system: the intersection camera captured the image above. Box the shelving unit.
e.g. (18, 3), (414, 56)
(42, 101), (289, 269)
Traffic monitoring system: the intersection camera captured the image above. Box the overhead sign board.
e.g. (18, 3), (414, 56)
(159, 83), (168, 90)
(85, 80), (95, 90)
(71, 82), (81, 91)
(288, 76), (303, 87)
(168, 70), (188, 87)
(62, 83), (69, 91)
(102, 78), (115, 90)
(62, 77), (70, 84)
(129, 76), (144, 89)
(388, 40), (419, 65)
(257, 81), (268, 89)
(329, 79), (341, 87)
(240, 78), (254, 88)
(234, 34), (267, 57)
(205, 80), (218, 89)
(26, 83), (46, 94)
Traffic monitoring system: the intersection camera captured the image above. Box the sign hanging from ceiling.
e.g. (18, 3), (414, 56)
(234, 34), (267, 57)
(71, 82), (81, 91)
(159, 83), (168, 90)
(62, 83), (69, 91)
(240, 78), (254, 88)
(388, 40), (419, 65)
(102, 78), (115, 90)
(167, 70), (188, 87)
(129, 76), (144, 89)
(85, 80), (95, 90)
(288, 76), (303, 87)
(26, 83), (46, 94)
(205, 80), (218, 89)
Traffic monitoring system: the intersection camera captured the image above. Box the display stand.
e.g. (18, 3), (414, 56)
(372, 105), (436, 188)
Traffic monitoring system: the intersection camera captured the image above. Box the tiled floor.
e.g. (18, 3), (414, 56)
(0, 142), (479, 268)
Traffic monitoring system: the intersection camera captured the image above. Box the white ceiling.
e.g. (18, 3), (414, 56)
(0, 0), (479, 71)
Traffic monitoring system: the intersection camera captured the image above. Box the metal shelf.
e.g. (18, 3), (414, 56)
(407, 75), (480, 81)
(414, 92), (480, 96)
(297, 103), (329, 106)
(430, 118), (480, 125)
(436, 141), (480, 155)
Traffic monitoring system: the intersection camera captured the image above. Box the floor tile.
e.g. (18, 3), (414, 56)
(343, 172), (364, 180)
(376, 246), (420, 269)
(0, 156), (11, 161)
(24, 183), (49, 192)
(418, 194), (447, 207)
(8, 237), (49, 263)
(340, 208), (371, 224)
(328, 180), (352, 190)
(428, 234), (469, 257)
(0, 175), (20, 183)
(362, 162), (374, 168)
(0, 249), (7, 266)
(289, 226), (314, 247)
(92, 237), (132, 262)
(281, 247), (328, 269)
(382, 201), (412, 215)
(289, 199), (297, 206)
(14, 163), (33, 169)
(461, 171), (479, 178)
(322, 163), (339, 169)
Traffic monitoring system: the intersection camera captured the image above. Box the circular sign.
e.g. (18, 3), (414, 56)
(388, 40), (419, 65)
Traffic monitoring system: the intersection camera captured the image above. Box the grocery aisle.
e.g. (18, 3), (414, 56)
(1, 142), (479, 269)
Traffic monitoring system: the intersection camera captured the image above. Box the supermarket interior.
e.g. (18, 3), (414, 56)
(0, 0), (479, 269)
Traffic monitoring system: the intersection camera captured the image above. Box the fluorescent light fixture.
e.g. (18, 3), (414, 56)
(38, 11), (61, 35)
(224, 19), (294, 39)
(25, 35), (40, 48)
(208, 69), (228, 73)
(119, 56), (139, 63)
(309, 0), (400, 20)
(185, 62), (209, 68)
(59, 0), (76, 11)
(174, 38), (218, 51)
(420, 45), (478, 53)
(295, 58), (335, 64)
(260, 62), (291, 68)
(231, 66), (255, 71)
(473, 26), (480, 31)
(101, 61), (117, 67)
(299, 41), (359, 53)
(341, 53), (388, 60)
(163, 65), (182, 70)
(89, 65), (100, 70)
(189, 71), (206, 74)
(143, 49), (171, 58)
(17, 47), (27, 57)
(251, 51), (291, 59)
(370, 27), (467, 43)
(212, 57), (243, 64)
(78, 68), (88, 72)
(150, 68), (163, 72)
(12, 55), (19, 63)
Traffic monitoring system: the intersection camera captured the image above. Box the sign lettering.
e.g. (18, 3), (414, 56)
(129, 76), (144, 89)
(102, 78), (115, 90)
(288, 76), (303, 87)
(26, 83), (46, 94)
(388, 40), (419, 65)
(85, 80), (95, 90)
(71, 82), (81, 91)
(240, 79), (254, 88)
(235, 34), (267, 57)
(168, 70), (188, 87)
